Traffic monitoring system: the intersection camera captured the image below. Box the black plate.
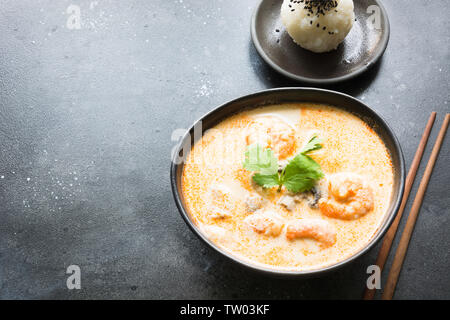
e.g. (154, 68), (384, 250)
(251, 0), (390, 84)
(171, 88), (405, 276)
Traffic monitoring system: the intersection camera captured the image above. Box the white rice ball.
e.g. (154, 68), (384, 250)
(281, 0), (355, 53)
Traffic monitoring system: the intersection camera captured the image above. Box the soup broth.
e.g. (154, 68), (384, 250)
(182, 103), (394, 271)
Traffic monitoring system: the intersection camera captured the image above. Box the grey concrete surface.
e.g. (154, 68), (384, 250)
(0, 0), (448, 299)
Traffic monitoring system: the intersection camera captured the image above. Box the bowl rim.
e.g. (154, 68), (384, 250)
(170, 87), (405, 276)
(250, 0), (391, 84)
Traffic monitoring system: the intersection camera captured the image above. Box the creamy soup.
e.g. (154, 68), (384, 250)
(182, 103), (394, 271)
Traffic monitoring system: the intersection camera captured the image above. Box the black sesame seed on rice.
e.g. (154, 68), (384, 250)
(303, 0), (338, 17)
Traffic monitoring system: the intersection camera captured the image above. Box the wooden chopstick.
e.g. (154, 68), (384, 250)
(381, 114), (450, 300)
(363, 112), (437, 300)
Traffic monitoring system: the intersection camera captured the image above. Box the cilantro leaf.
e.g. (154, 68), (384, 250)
(243, 144), (278, 175)
(282, 154), (324, 193)
(252, 173), (280, 189)
(242, 136), (324, 193)
(301, 135), (323, 154)
(283, 173), (318, 193)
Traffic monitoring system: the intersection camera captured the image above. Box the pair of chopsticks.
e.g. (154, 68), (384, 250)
(363, 112), (450, 300)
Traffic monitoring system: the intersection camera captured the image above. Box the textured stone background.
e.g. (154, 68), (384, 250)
(0, 0), (448, 299)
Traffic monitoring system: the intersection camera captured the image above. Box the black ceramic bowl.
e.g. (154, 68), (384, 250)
(171, 88), (405, 276)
